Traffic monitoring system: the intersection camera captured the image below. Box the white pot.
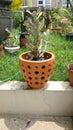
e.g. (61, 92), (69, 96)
(4, 46), (20, 53)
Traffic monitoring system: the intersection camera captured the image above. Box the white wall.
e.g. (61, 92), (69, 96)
(0, 81), (73, 116)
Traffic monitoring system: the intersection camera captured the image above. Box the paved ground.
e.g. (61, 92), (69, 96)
(0, 115), (73, 130)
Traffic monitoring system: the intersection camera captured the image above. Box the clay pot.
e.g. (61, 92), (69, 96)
(19, 51), (55, 89)
(68, 64), (73, 86)
(20, 33), (28, 47)
(20, 38), (28, 47)
(0, 44), (4, 56)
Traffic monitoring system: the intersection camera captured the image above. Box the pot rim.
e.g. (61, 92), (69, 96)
(4, 46), (20, 50)
(19, 51), (55, 63)
(68, 64), (73, 72)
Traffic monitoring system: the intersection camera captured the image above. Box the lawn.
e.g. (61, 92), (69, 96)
(0, 30), (73, 82)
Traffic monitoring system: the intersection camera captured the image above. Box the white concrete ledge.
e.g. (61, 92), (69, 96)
(0, 81), (73, 116)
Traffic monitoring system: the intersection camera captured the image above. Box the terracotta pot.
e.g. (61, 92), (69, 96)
(68, 64), (73, 86)
(0, 44), (3, 50)
(0, 44), (4, 56)
(19, 51), (55, 89)
(20, 38), (28, 47)
(20, 33), (28, 47)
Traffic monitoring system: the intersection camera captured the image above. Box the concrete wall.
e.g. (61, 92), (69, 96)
(0, 81), (73, 116)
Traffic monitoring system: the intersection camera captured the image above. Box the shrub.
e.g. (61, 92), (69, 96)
(12, 11), (22, 28)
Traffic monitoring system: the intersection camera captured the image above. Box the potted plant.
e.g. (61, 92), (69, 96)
(68, 63), (73, 87)
(3, 28), (20, 53)
(19, 8), (55, 89)
(47, 8), (73, 34)
(19, 32), (28, 47)
(19, 7), (28, 47)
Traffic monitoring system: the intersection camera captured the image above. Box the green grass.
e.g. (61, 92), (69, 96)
(49, 32), (73, 81)
(0, 47), (28, 81)
(0, 31), (73, 81)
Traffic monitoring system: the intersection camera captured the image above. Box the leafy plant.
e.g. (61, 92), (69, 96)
(24, 8), (50, 60)
(12, 11), (21, 28)
(10, 0), (22, 10)
(44, 7), (73, 34)
(3, 28), (19, 47)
